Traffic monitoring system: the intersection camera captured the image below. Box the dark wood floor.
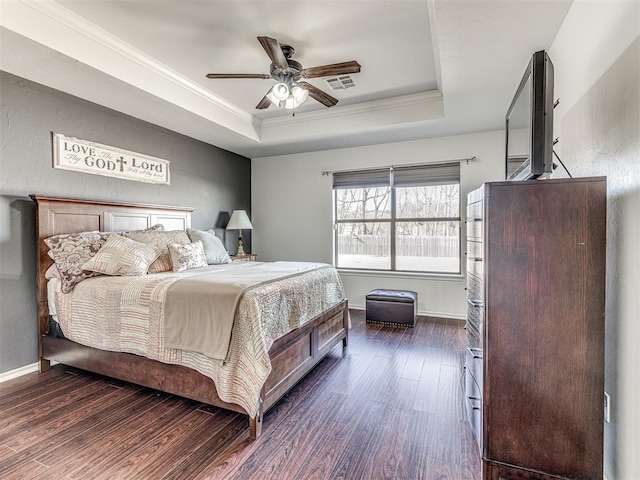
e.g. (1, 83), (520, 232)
(0, 310), (481, 480)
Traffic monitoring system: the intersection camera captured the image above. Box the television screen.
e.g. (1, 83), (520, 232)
(506, 70), (532, 179)
(505, 51), (554, 181)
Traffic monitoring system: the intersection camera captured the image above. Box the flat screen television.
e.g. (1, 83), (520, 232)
(505, 50), (554, 181)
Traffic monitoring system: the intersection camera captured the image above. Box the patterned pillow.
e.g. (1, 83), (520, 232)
(168, 241), (208, 272)
(119, 224), (165, 235)
(81, 234), (164, 276)
(186, 228), (232, 264)
(124, 230), (191, 273)
(44, 231), (110, 293)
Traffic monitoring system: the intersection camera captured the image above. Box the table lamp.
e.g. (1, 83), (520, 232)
(226, 210), (253, 256)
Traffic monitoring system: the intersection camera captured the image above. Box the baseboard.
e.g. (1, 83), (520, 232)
(349, 303), (465, 321)
(0, 362), (39, 383)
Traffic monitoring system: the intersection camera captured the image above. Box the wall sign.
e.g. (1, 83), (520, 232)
(53, 133), (170, 185)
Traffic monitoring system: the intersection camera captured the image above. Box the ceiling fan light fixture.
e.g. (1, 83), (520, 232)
(272, 82), (290, 101)
(265, 90), (281, 107)
(265, 86), (284, 106)
(292, 85), (309, 103)
(284, 96), (299, 110)
(284, 85), (309, 109)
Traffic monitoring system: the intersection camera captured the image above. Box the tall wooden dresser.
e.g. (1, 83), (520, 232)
(465, 177), (606, 480)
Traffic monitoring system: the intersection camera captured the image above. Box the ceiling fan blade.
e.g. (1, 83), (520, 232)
(297, 81), (338, 107)
(206, 73), (271, 79)
(256, 95), (271, 109)
(300, 61), (361, 79)
(257, 36), (289, 70)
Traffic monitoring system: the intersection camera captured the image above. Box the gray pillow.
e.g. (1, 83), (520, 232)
(186, 228), (232, 264)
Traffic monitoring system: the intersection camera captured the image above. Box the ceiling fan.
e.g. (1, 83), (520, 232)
(206, 36), (361, 110)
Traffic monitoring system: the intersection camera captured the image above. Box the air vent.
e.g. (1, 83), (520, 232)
(325, 75), (357, 90)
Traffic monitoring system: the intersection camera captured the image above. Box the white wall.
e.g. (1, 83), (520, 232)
(252, 130), (505, 319)
(549, 1), (640, 478)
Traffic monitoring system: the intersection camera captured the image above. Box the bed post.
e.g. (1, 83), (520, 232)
(39, 356), (51, 373)
(342, 300), (349, 348)
(31, 195), (53, 373)
(249, 395), (264, 440)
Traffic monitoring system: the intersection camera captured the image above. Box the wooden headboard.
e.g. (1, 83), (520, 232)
(30, 195), (193, 341)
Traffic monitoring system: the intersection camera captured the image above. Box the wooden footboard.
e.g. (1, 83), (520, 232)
(250, 299), (348, 437)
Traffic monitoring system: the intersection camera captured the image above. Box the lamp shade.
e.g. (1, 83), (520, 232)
(226, 210), (253, 230)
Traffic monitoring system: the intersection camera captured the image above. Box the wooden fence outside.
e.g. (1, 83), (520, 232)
(337, 234), (459, 257)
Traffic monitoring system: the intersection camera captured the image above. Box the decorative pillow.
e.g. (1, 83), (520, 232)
(44, 231), (111, 293)
(124, 230), (191, 273)
(168, 241), (207, 272)
(119, 223), (165, 235)
(186, 228), (232, 264)
(81, 234), (164, 276)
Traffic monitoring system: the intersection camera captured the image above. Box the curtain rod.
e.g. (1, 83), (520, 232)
(320, 156), (477, 176)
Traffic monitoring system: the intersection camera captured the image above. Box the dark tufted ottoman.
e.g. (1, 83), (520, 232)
(365, 289), (417, 327)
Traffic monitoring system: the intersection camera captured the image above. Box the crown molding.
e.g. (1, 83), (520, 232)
(426, 0), (443, 93)
(260, 90), (443, 128)
(14, 0), (259, 129)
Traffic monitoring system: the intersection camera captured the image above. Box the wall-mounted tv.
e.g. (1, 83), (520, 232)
(505, 50), (554, 181)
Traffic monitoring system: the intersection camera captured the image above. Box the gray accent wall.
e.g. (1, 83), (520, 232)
(0, 71), (251, 374)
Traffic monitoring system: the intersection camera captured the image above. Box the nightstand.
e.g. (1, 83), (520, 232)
(231, 254), (257, 262)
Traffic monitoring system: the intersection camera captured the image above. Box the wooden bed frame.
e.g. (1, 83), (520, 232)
(31, 195), (349, 439)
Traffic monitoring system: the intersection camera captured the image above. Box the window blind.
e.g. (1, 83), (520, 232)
(332, 163), (460, 189)
(332, 168), (390, 189)
(393, 163), (460, 187)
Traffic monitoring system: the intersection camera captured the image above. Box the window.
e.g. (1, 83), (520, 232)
(333, 163), (460, 274)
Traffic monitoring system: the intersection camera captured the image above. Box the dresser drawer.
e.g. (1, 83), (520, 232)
(467, 298), (484, 328)
(465, 370), (483, 451)
(467, 239), (483, 259)
(467, 218), (484, 241)
(467, 318), (481, 350)
(467, 200), (483, 221)
(467, 271), (483, 300)
(466, 347), (483, 387)
(467, 255), (484, 278)
(466, 299), (483, 350)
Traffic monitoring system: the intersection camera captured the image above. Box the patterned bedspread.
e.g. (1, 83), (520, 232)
(52, 262), (345, 417)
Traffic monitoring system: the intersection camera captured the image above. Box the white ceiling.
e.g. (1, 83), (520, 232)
(0, 0), (573, 158)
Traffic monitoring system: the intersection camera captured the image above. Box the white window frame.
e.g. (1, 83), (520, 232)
(332, 164), (461, 275)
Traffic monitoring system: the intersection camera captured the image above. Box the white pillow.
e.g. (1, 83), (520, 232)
(81, 234), (163, 276)
(168, 241), (208, 272)
(186, 228), (232, 264)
